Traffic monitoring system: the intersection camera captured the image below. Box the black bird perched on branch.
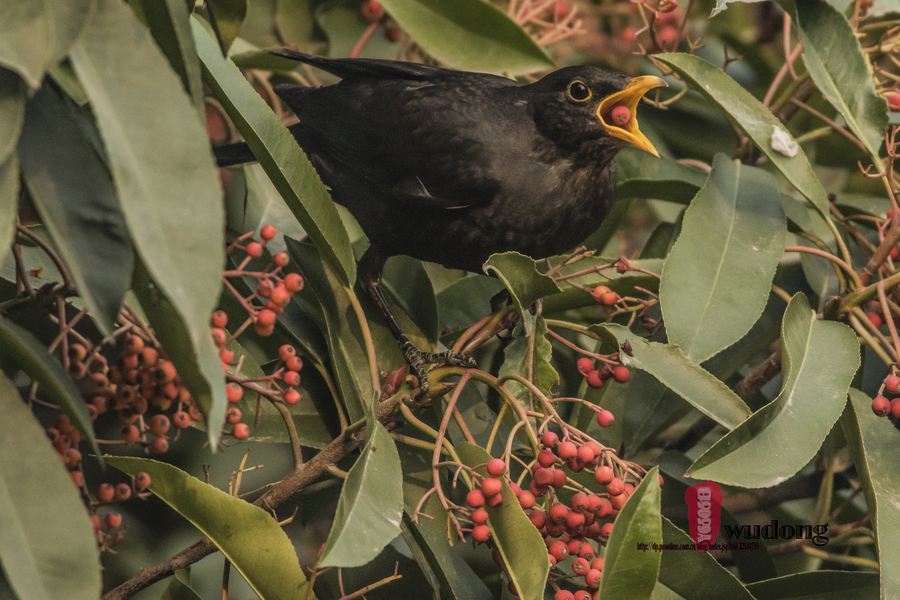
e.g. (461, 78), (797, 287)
(215, 49), (665, 393)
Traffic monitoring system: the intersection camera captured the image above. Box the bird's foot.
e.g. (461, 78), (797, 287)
(400, 339), (476, 396)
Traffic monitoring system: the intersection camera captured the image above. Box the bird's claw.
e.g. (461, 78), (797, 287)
(400, 340), (476, 395)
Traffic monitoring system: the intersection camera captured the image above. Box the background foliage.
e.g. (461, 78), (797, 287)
(2, 0), (900, 598)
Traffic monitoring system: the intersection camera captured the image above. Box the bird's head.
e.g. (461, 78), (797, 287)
(526, 67), (667, 159)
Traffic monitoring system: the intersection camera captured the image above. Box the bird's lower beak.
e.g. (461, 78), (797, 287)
(598, 76), (667, 157)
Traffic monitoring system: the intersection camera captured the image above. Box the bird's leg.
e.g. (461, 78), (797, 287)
(359, 247), (476, 394)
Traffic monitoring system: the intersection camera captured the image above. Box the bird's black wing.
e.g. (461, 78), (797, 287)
(273, 59), (531, 210)
(271, 49), (455, 82)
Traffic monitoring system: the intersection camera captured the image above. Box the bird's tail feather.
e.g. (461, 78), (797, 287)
(213, 142), (257, 167)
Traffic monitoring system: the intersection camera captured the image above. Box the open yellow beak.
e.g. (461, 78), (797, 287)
(598, 76), (668, 157)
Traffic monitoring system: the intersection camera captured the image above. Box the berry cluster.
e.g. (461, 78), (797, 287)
(67, 335), (205, 453)
(576, 357), (629, 395)
(358, 0), (403, 43)
(225, 225), (304, 339)
(459, 433), (649, 598)
(871, 372), (900, 417)
(88, 471), (152, 549)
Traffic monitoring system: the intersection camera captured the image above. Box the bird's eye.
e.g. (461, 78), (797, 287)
(566, 81), (592, 102)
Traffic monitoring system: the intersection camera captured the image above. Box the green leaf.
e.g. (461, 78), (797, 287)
(483, 252), (562, 336)
(656, 53), (830, 215)
(498, 318), (559, 409)
(0, 0), (94, 89)
(616, 146), (708, 204)
(241, 163), (308, 255)
(0, 317), (100, 458)
(18, 85), (133, 335)
(655, 517), (755, 599)
(661, 154), (786, 364)
(132, 259), (227, 445)
(70, 0), (227, 442)
(746, 571), (880, 599)
(320, 419), (403, 567)
(689, 293), (859, 487)
(401, 511), (494, 600)
(136, 0), (206, 111)
(456, 443), (548, 600)
(316, 3), (404, 61)
(792, 0), (888, 161)
(436, 274), (505, 332)
(842, 389), (900, 600)
(0, 371), (101, 600)
(193, 16), (356, 285)
(0, 68), (25, 165)
(383, 255), (439, 345)
(601, 467), (662, 600)
(207, 0), (248, 54)
(710, 0), (767, 17)
(105, 456), (313, 600)
(378, 0), (554, 75)
(160, 570), (203, 600)
(276, 0), (314, 48)
(601, 324), (751, 430)
(0, 155), (18, 270)
(286, 238), (375, 423)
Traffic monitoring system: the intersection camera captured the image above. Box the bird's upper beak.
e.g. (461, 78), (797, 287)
(598, 76), (667, 157)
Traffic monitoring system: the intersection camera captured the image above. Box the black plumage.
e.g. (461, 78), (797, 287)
(216, 50), (665, 392)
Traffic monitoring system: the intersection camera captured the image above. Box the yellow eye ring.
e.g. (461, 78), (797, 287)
(566, 80), (592, 102)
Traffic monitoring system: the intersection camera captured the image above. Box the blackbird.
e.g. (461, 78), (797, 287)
(215, 49), (665, 392)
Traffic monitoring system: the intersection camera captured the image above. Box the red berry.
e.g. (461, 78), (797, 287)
(486, 458), (506, 477)
(220, 347), (235, 363)
(549, 540), (569, 561)
(226, 382), (243, 402)
(596, 409), (615, 428)
(586, 370), (604, 389)
(577, 445), (595, 463)
(555, 591), (575, 600)
(591, 285), (611, 303)
(518, 490), (536, 509)
(257, 308), (277, 327)
(260, 224), (277, 240)
(481, 478), (503, 497)
(566, 511), (585, 531)
(121, 425), (140, 444)
(115, 483), (133, 502)
(283, 389), (301, 405)
(151, 437), (169, 454)
(866, 312), (883, 328)
(549, 503), (569, 522)
(360, 0), (385, 21)
(620, 26), (636, 43)
(574, 592), (591, 600)
(274, 252), (289, 267)
(534, 467), (554, 486)
(530, 479), (549, 497)
(579, 544), (595, 561)
(596, 498), (613, 517)
(551, 468), (567, 488)
(472, 508), (489, 525)
(610, 105), (630, 126)
(246, 242), (263, 257)
(149, 414), (170, 436)
(612, 366), (630, 383)
(485, 493), (503, 508)
(91, 514), (101, 534)
(97, 483), (115, 503)
(257, 280), (274, 298)
(542, 431), (559, 447)
(279, 345), (296, 361)
(529, 510), (547, 529)
(270, 285), (291, 306)
(591, 557), (604, 571)
(384, 24), (402, 42)
(538, 449), (557, 468)
(286, 356), (304, 371)
(283, 370), (301, 386)
(558, 441), (577, 459)
(873, 395), (892, 416)
(888, 92), (900, 111)
(891, 246), (900, 260)
(467, 490), (485, 508)
(576, 357), (594, 375)
(173, 410), (191, 428)
(104, 512), (122, 529)
(233, 423), (250, 440)
(886, 375), (900, 395)
(284, 273), (304, 293)
(472, 524), (491, 543)
(607, 477), (625, 496)
(211, 328), (227, 346)
(570, 492), (589, 513)
(134, 472), (152, 491)
(572, 556), (590, 574)
(891, 398), (900, 418)
(226, 406), (242, 424)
